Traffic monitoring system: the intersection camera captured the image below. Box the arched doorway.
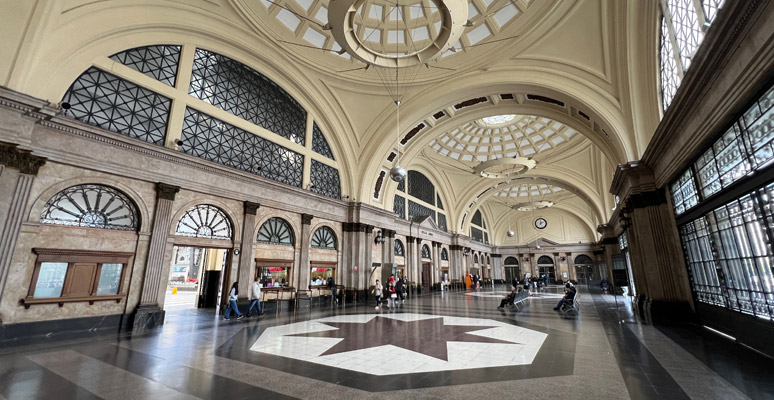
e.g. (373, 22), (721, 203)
(504, 256), (521, 284)
(421, 244), (432, 292)
(167, 204), (234, 312)
(574, 254), (595, 284)
(537, 255), (556, 284)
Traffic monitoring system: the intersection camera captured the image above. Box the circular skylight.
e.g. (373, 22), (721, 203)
(494, 183), (563, 199)
(481, 114), (516, 125)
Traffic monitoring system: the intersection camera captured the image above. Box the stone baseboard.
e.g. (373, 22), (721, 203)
(131, 305), (165, 334)
(0, 314), (125, 348)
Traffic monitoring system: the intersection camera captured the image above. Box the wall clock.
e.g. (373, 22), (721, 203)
(534, 218), (547, 229)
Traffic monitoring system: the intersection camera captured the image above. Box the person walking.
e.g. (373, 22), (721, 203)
(386, 279), (397, 309)
(223, 281), (244, 320)
(327, 276), (338, 303)
(395, 277), (405, 304)
(373, 280), (383, 310)
(246, 277), (263, 317)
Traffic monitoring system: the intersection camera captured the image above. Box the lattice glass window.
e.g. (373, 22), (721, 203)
(702, 0), (725, 24)
(310, 160), (341, 199)
(504, 256), (519, 265)
(666, 0), (703, 70)
(619, 232), (629, 250)
(393, 195), (405, 219)
(408, 170), (435, 205)
(422, 245), (431, 259)
(40, 184), (139, 231)
(110, 45), (180, 87)
(62, 67), (171, 145)
(181, 108), (304, 187)
(740, 85), (774, 170)
(679, 217), (725, 306)
(471, 227), (484, 242)
(437, 213), (447, 232)
(441, 248), (448, 261)
(537, 255), (554, 264)
(311, 226), (337, 249)
(175, 204), (233, 240)
(408, 200), (436, 222)
(472, 210), (483, 227)
(189, 48), (307, 145)
(394, 239), (405, 256)
(660, 17), (682, 110)
(312, 122), (335, 160)
(670, 168), (700, 215)
(436, 194), (444, 210)
(257, 217), (295, 246)
(695, 124), (752, 199)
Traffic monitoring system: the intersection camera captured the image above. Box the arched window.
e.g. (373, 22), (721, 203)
(393, 170), (446, 231)
(311, 226), (336, 250)
(175, 204), (233, 240)
(421, 244), (431, 259)
(40, 184), (139, 231)
(574, 255), (594, 265)
(441, 248), (448, 261)
(470, 209), (488, 244)
(487, 256), (491, 265)
(394, 239), (405, 256)
(504, 256), (519, 265)
(537, 255), (554, 265)
(659, 1), (726, 110)
(257, 217), (295, 246)
(474, 254), (479, 264)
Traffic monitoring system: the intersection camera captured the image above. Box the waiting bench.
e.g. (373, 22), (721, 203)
(561, 293), (580, 316)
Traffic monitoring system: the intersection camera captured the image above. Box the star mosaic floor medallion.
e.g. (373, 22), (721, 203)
(250, 313), (548, 376)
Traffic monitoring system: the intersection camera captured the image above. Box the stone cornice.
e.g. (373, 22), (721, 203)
(0, 141), (47, 175)
(244, 201), (261, 215)
(156, 183), (180, 201)
(301, 214), (314, 225)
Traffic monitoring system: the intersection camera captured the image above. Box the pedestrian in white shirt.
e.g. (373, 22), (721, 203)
(247, 277), (263, 317)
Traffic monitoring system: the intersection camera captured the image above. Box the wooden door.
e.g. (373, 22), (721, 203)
(422, 263), (431, 292)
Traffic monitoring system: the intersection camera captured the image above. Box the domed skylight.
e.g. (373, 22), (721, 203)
(494, 183), (563, 199)
(427, 115), (581, 163)
(481, 114), (517, 125)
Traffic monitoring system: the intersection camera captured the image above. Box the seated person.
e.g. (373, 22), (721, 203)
(498, 286), (517, 309)
(554, 283), (577, 310)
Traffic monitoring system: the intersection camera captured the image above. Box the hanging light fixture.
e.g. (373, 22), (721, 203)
(390, 99), (406, 182)
(506, 206), (515, 237)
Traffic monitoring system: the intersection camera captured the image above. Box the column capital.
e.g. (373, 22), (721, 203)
(0, 142), (46, 175)
(244, 201), (261, 215)
(382, 229), (396, 237)
(301, 214), (314, 225)
(156, 182), (180, 201)
(365, 224), (374, 234)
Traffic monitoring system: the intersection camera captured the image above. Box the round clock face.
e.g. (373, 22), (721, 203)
(534, 218), (547, 229)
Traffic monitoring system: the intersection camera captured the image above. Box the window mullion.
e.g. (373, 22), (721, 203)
(660, 1), (686, 78)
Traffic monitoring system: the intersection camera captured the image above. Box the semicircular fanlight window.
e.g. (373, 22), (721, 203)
(175, 204), (233, 240)
(441, 248), (448, 261)
(257, 217), (295, 246)
(311, 226), (337, 249)
(422, 244), (431, 259)
(40, 184), (139, 231)
(394, 239), (405, 256)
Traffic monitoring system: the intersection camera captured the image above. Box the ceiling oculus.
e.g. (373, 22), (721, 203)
(480, 114), (517, 126)
(513, 201), (554, 212)
(473, 157), (537, 179)
(329, 0), (468, 68)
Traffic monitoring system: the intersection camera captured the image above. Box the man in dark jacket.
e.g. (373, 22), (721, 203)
(554, 283), (576, 310)
(327, 276), (337, 303)
(498, 286), (517, 309)
(396, 277), (405, 302)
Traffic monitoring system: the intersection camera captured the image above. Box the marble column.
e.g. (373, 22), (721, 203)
(237, 202), (260, 298)
(449, 245), (463, 282)
(491, 254), (503, 281)
(406, 236), (416, 284)
(432, 241), (441, 285)
(133, 182), (179, 332)
(0, 143), (46, 312)
(296, 214), (313, 290)
(381, 229), (395, 267)
(364, 225), (374, 290)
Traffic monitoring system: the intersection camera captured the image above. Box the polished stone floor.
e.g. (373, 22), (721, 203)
(1, 286), (772, 399)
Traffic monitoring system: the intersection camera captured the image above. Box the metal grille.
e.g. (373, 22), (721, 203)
(40, 184), (139, 231)
(537, 256), (554, 265)
(619, 232), (629, 250)
(679, 183), (774, 319)
(311, 226), (336, 249)
(408, 170), (435, 205)
(257, 217), (295, 246)
(394, 239), (404, 256)
(437, 213), (447, 232)
(312, 122), (335, 160)
(702, 0), (725, 22)
(189, 48), (306, 145)
(181, 107), (304, 187)
(695, 124), (752, 199)
(310, 160), (341, 199)
(660, 17), (681, 110)
(665, 0), (703, 70)
(504, 257), (519, 265)
(471, 210), (483, 227)
(175, 204), (233, 240)
(670, 168), (699, 215)
(408, 200), (436, 222)
(63, 67), (171, 145)
(574, 255), (594, 265)
(393, 195), (405, 219)
(441, 248), (448, 261)
(421, 245), (431, 259)
(110, 45), (180, 87)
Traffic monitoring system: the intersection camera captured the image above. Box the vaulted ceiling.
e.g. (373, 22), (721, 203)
(0, 0), (663, 245)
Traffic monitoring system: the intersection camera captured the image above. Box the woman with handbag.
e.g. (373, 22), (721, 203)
(386, 280), (397, 309)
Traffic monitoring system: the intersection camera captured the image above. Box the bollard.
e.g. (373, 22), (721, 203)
(172, 287), (178, 295)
